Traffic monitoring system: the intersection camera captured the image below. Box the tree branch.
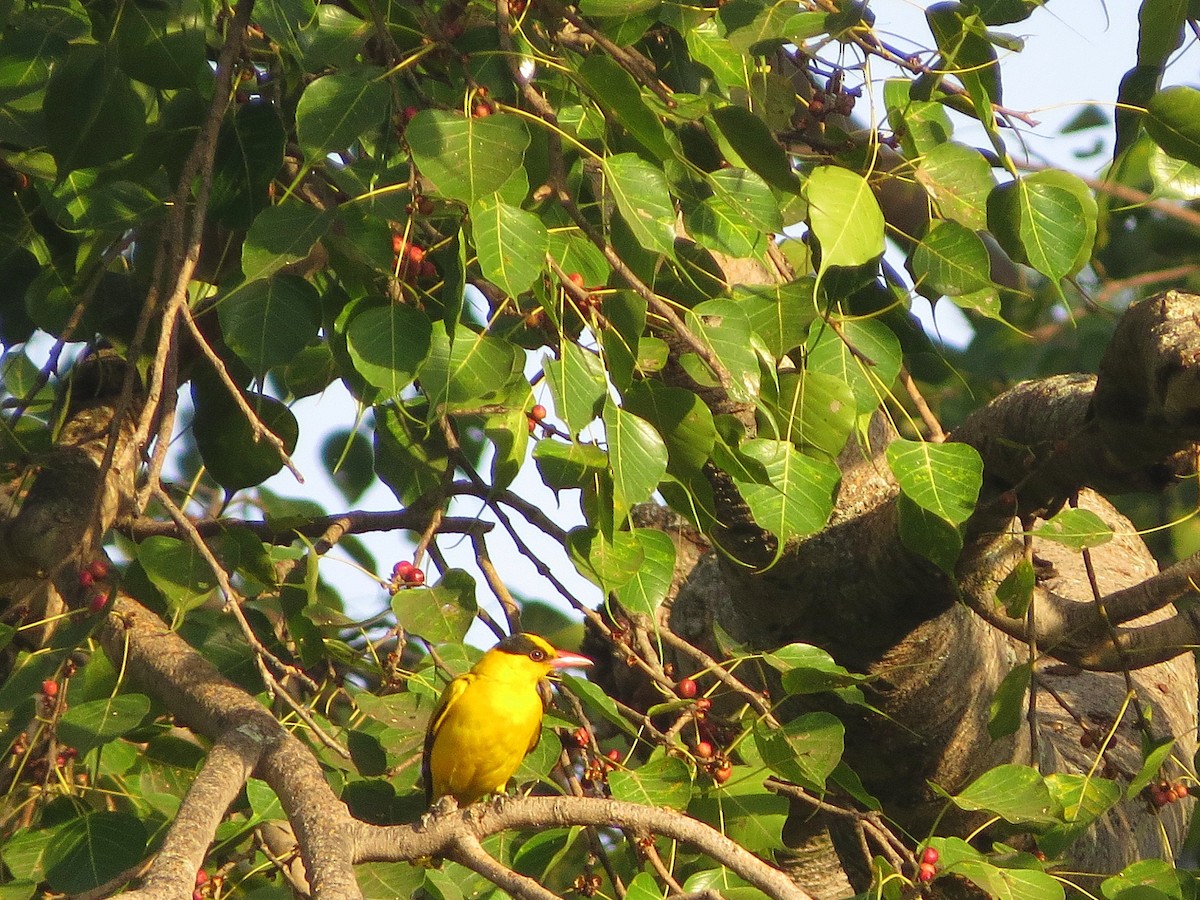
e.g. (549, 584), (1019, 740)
(353, 796), (813, 900)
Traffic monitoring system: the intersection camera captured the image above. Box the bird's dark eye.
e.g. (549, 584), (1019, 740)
(529, 648), (547, 662)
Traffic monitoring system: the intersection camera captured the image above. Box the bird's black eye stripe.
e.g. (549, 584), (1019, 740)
(529, 648), (547, 662)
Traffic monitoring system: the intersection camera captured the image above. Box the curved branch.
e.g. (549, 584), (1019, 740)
(353, 796), (812, 900)
(445, 834), (560, 900)
(124, 509), (492, 544)
(121, 727), (264, 899)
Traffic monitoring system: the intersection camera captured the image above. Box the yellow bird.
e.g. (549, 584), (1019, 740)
(422, 633), (592, 806)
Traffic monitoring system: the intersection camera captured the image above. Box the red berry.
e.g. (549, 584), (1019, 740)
(88, 559), (109, 579)
(407, 569), (425, 586)
(918, 863), (937, 883)
(574, 726), (589, 747)
(89, 592), (108, 613)
(195, 870), (209, 886)
(1176, 782), (1190, 798)
(694, 740), (714, 759)
(527, 417), (537, 433)
(419, 260), (437, 279)
(406, 244), (426, 264)
(55, 754), (67, 768)
(473, 103), (491, 118)
(606, 749), (621, 763)
(194, 892), (205, 900)
(1033, 850), (1047, 861)
(403, 106), (419, 122)
(41, 679), (58, 698)
(78, 569), (94, 588)
(1152, 787), (1172, 808)
(677, 678), (698, 699)
(694, 697), (711, 712)
(712, 761), (732, 784)
(392, 560), (415, 580)
(920, 847), (939, 866)
(530, 404), (547, 422)
(566, 272), (585, 289)
(392, 234), (405, 254)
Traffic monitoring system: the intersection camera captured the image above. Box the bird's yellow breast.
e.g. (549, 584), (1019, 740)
(426, 670), (545, 805)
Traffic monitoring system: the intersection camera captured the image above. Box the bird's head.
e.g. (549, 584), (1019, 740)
(473, 633), (592, 683)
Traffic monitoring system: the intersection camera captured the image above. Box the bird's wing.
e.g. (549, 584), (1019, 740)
(422, 673), (474, 806)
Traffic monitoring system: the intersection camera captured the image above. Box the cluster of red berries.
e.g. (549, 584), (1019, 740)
(472, 86), (492, 119)
(527, 404), (547, 434)
(917, 846), (939, 883)
(392, 235), (437, 281)
(1149, 780), (1189, 808)
(390, 560), (425, 589)
(54, 746), (78, 769)
(79, 559), (111, 613)
(193, 867), (222, 900)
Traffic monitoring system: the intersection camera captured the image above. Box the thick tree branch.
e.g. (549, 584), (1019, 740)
(120, 727), (264, 900)
(353, 796), (813, 900)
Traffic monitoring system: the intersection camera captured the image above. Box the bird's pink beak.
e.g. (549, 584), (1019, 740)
(550, 650), (593, 669)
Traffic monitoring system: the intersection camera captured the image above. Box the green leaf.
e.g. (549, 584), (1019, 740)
(614, 528), (676, 617)
(418, 326), (524, 409)
(209, 101), (287, 229)
(886, 439), (982, 526)
(736, 279), (815, 358)
(609, 753), (694, 810)
(533, 440), (609, 491)
(560, 673), (639, 737)
(218, 276), (323, 379)
(603, 404), (668, 522)
(737, 439), (840, 542)
(579, 0), (658, 15)
(769, 371), (856, 458)
(579, 54), (672, 160)
(1102, 858), (1193, 900)
(707, 167), (783, 233)
(987, 178), (1088, 281)
(603, 153), (677, 257)
(44, 45), (147, 174)
(806, 166), (885, 276)
(1127, 735), (1177, 799)
(711, 105), (801, 192)
(897, 492), (964, 575)
(567, 527), (644, 595)
(911, 220), (992, 297)
(689, 779), (789, 853)
(623, 381), (716, 480)
(345, 305), (432, 399)
(948, 764), (1061, 824)
(191, 384), (299, 492)
(1031, 507), (1113, 549)
(407, 110), (530, 205)
(988, 662), (1030, 741)
(391, 569), (477, 647)
(997, 557), (1036, 618)
(764, 642), (869, 694)
(753, 712), (844, 789)
(915, 141), (995, 230)
(57, 695), (152, 754)
(544, 343), (608, 437)
(1039, 773), (1123, 856)
(805, 317), (902, 414)
(137, 535), (218, 612)
(43, 813), (148, 895)
(241, 202), (333, 281)
(296, 66), (389, 157)
(471, 195), (548, 298)
(685, 299), (760, 403)
(1146, 85), (1200, 167)
(952, 859), (1065, 900)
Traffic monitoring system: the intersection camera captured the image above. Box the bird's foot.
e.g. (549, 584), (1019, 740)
(431, 795), (459, 817)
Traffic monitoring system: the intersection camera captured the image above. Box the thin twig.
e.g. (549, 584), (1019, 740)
(898, 365), (945, 442)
